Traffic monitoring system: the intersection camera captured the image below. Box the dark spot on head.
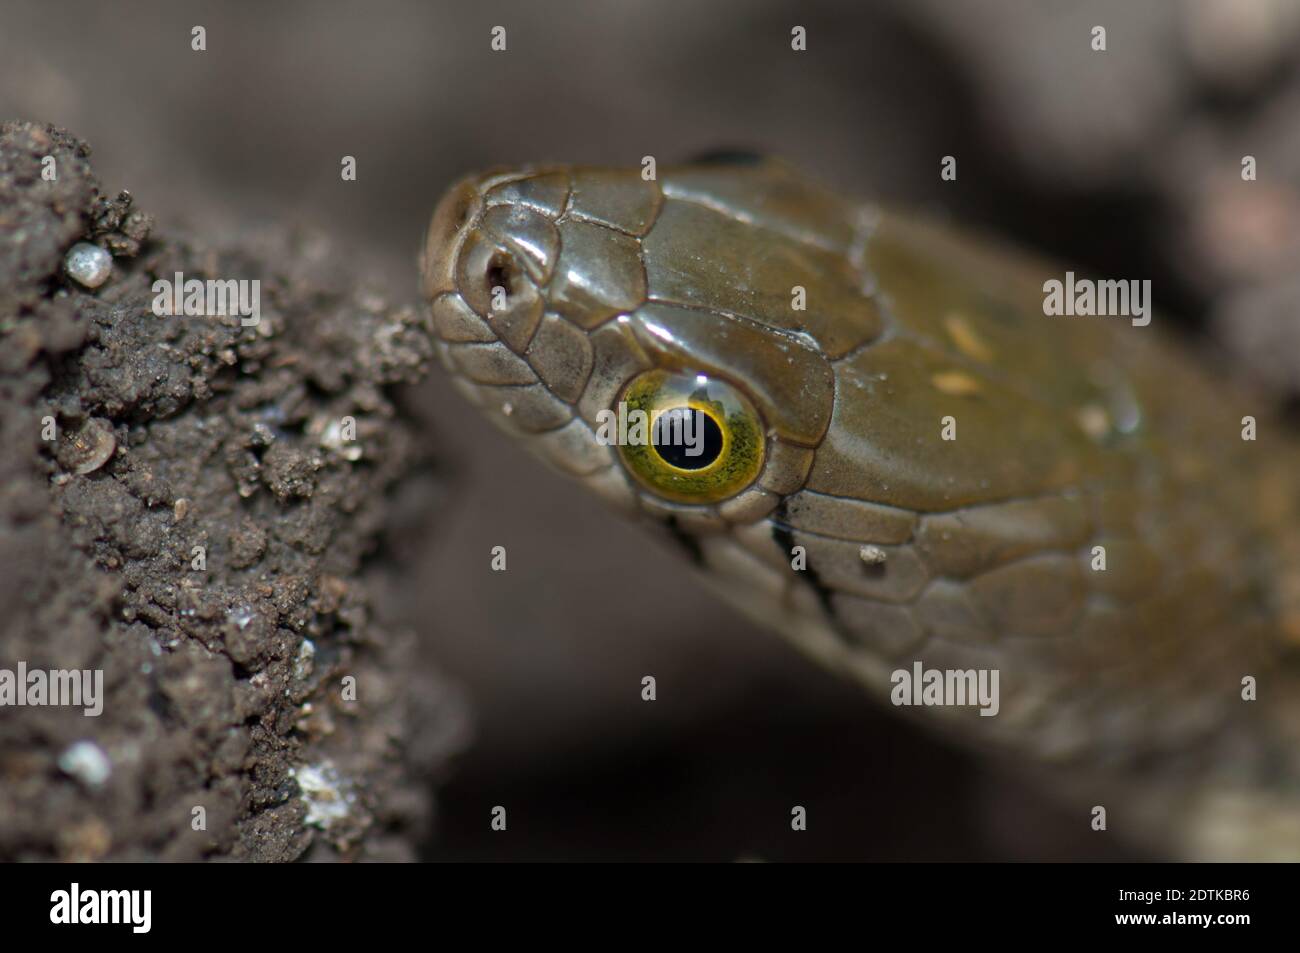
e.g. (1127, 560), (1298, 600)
(663, 515), (703, 566)
(689, 148), (768, 167)
(771, 520), (839, 624)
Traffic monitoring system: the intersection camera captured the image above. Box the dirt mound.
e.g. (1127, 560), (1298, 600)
(0, 120), (466, 861)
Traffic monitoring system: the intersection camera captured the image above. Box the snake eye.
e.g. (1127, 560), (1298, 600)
(615, 370), (765, 504)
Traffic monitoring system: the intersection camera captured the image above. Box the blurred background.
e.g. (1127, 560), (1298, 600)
(4, 0), (1299, 860)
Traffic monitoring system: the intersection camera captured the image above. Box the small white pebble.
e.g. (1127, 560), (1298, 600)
(292, 761), (354, 830)
(317, 417), (363, 461)
(293, 639), (316, 681)
(58, 740), (112, 787)
(64, 242), (113, 289)
(228, 607), (256, 630)
(859, 544), (888, 566)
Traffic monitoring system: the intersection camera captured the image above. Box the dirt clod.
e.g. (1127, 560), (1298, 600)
(0, 120), (468, 862)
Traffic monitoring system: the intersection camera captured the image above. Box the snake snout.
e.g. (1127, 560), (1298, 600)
(421, 177), (482, 301)
(423, 170), (637, 502)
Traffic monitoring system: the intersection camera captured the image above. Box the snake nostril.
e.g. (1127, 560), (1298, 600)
(485, 254), (516, 304)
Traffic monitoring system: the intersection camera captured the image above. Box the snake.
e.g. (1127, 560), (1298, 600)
(420, 156), (1300, 859)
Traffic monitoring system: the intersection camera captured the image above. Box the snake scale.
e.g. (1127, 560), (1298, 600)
(421, 157), (1300, 859)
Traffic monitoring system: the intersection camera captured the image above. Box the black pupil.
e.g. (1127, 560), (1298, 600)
(652, 407), (723, 470)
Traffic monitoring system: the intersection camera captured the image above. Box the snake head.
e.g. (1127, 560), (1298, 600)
(422, 161), (1300, 813)
(421, 161), (860, 538)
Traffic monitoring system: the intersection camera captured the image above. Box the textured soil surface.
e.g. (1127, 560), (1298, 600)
(0, 121), (466, 861)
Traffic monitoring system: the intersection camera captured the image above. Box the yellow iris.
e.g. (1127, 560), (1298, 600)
(616, 370), (765, 504)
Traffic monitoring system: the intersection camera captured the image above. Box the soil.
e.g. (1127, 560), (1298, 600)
(0, 121), (467, 862)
